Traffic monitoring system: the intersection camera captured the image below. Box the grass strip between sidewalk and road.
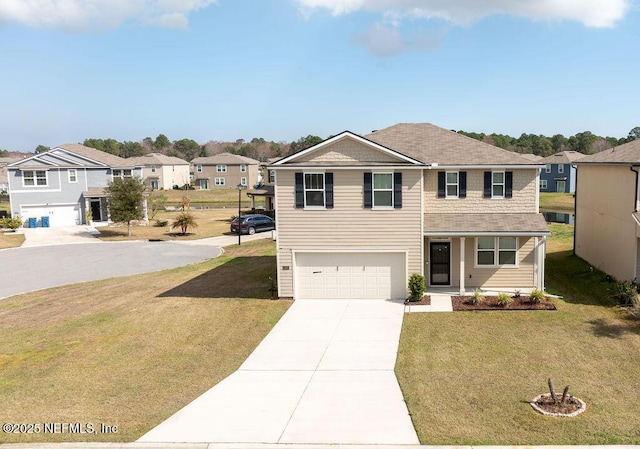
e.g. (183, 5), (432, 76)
(396, 223), (640, 445)
(0, 239), (290, 443)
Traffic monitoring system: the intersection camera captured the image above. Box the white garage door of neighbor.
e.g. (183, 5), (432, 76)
(20, 204), (80, 227)
(295, 252), (406, 300)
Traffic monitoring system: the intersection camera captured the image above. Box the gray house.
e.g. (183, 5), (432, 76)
(539, 151), (584, 193)
(7, 144), (143, 227)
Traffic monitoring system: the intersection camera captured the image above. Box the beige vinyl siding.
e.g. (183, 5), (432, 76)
(276, 169), (422, 298)
(194, 164), (259, 189)
(296, 139), (401, 164)
(575, 165), (637, 281)
(425, 169), (538, 214)
(426, 237), (535, 288)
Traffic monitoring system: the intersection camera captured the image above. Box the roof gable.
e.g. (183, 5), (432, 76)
(274, 132), (422, 166)
(540, 151), (585, 164)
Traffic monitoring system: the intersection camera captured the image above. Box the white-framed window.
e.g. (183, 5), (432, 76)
(556, 180), (566, 192)
(558, 164), (564, 174)
(23, 170), (47, 187)
(240, 177), (247, 186)
(151, 180), (159, 190)
(540, 179), (547, 190)
(215, 177), (225, 186)
(269, 170), (276, 183)
(304, 172), (325, 207)
(476, 237), (518, 267)
(373, 172), (393, 207)
(151, 164), (157, 173)
(196, 164), (202, 173)
(240, 164), (247, 173)
(113, 169), (132, 179)
(68, 169), (77, 183)
(446, 171), (458, 198)
(492, 171), (505, 198)
(545, 164), (551, 173)
(216, 164), (227, 173)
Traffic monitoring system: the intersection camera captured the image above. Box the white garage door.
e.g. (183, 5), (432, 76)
(295, 252), (406, 300)
(20, 204), (80, 227)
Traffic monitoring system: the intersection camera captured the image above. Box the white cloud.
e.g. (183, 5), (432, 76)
(353, 23), (444, 56)
(295, 0), (630, 28)
(0, 0), (217, 32)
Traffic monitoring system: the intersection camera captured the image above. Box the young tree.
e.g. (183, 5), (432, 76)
(105, 177), (146, 237)
(148, 192), (167, 219)
(172, 212), (198, 235)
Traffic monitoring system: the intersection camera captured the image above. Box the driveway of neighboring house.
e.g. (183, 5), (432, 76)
(20, 225), (102, 247)
(139, 299), (420, 445)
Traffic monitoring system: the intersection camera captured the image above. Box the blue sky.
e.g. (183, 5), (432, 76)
(1, 0), (638, 152)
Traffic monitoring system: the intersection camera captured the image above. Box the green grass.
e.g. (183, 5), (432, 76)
(0, 239), (290, 443)
(396, 224), (640, 445)
(540, 192), (575, 212)
(161, 188), (264, 208)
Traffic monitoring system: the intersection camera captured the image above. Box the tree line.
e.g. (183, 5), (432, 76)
(25, 126), (640, 162)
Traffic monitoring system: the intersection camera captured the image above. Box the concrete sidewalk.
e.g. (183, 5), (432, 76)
(138, 299), (419, 445)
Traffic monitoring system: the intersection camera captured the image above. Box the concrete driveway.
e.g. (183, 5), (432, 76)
(139, 299), (419, 445)
(20, 225), (103, 247)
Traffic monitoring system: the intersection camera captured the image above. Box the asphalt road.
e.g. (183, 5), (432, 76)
(0, 241), (222, 300)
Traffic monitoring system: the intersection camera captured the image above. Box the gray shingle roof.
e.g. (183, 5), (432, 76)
(540, 151), (585, 164)
(56, 143), (137, 168)
(575, 139), (640, 164)
(191, 152), (260, 165)
(365, 123), (537, 166)
(424, 213), (549, 234)
(128, 153), (189, 166)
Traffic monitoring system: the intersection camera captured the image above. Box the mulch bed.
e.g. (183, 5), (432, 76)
(405, 295), (431, 306)
(533, 394), (583, 415)
(452, 295), (556, 311)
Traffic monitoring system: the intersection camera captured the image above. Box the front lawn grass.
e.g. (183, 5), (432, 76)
(540, 192), (575, 212)
(0, 231), (24, 249)
(396, 223), (640, 445)
(0, 239), (290, 443)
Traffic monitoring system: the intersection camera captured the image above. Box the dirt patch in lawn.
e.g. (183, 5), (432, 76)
(452, 296), (556, 311)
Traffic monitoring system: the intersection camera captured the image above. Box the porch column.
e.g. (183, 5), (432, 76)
(143, 196), (149, 225)
(459, 237), (466, 296)
(533, 237), (539, 289)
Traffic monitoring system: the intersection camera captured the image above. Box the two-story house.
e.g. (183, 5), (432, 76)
(574, 138), (640, 281)
(190, 153), (260, 190)
(0, 157), (20, 193)
(128, 153), (190, 190)
(7, 144), (143, 227)
(271, 123), (549, 300)
(539, 151), (584, 193)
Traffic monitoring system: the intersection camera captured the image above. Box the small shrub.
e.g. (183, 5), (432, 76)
(172, 212), (198, 235)
(469, 288), (484, 305)
(497, 292), (512, 307)
(530, 288), (546, 304)
(0, 216), (23, 230)
(407, 273), (425, 302)
(614, 279), (638, 306)
(154, 219), (168, 227)
(512, 289), (521, 298)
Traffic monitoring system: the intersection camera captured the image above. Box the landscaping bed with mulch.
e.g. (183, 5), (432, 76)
(405, 295), (431, 306)
(452, 295), (556, 311)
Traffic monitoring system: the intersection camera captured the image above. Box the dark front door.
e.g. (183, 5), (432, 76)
(90, 199), (102, 222)
(430, 242), (451, 285)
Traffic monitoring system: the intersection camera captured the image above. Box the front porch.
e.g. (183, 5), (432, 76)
(423, 213), (550, 295)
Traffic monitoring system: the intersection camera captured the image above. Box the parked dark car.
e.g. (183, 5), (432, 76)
(230, 214), (275, 235)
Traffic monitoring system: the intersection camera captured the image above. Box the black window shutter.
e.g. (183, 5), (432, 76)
(295, 172), (304, 208)
(363, 172), (372, 208)
(459, 172), (467, 198)
(437, 172), (445, 198)
(393, 172), (402, 208)
(505, 171), (513, 198)
(483, 171), (491, 198)
(325, 172), (334, 208)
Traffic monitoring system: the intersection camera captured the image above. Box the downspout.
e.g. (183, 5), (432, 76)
(572, 165), (578, 255)
(630, 165), (640, 213)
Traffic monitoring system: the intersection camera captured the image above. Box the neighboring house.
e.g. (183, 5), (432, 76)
(7, 144), (143, 227)
(190, 153), (259, 189)
(574, 139), (640, 281)
(539, 151), (584, 193)
(128, 153), (190, 190)
(0, 157), (20, 193)
(271, 123), (549, 300)
(247, 157), (280, 212)
(520, 154), (543, 162)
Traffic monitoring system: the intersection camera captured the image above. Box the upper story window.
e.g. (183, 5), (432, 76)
(113, 169), (132, 179)
(151, 164), (157, 173)
(476, 237), (518, 267)
(558, 164), (564, 174)
(446, 172), (458, 198)
(373, 173), (393, 207)
(216, 164), (227, 173)
(68, 169), (77, 183)
(437, 171), (466, 199)
(483, 171), (513, 199)
(545, 164), (552, 173)
(196, 164), (202, 173)
(304, 173), (325, 207)
(23, 170), (47, 187)
(240, 164), (247, 173)
(269, 169), (276, 183)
